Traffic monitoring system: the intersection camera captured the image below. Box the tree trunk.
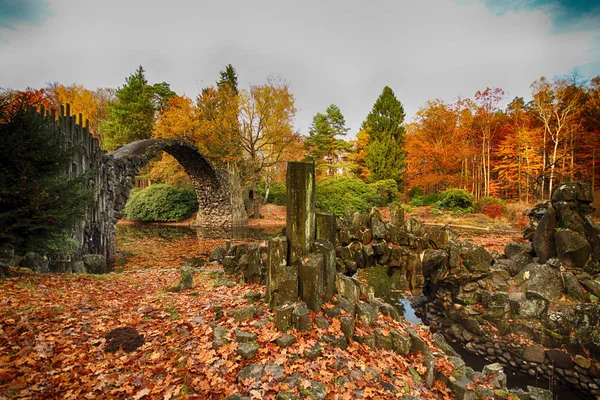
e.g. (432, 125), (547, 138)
(549, 134), (560, 199)
(252, 179), (260, 219)
(263, 181), (271, 205)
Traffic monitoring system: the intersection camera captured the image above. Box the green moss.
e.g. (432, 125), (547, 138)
(544, 329), (567, 341)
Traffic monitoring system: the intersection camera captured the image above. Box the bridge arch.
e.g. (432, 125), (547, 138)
(83, 138), (247, 259)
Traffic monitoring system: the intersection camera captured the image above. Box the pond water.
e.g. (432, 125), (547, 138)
(116, 223), (283, 241)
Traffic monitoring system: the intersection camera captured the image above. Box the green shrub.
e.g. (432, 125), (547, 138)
(407, 187), (423, 199)
(436, 188), (474, 212)
(410, 194), (439, 207)
(431, 208), (444, 216)
(124, 184), (198, 222)
(315, 178), (398, 217)
(370, 179), (399, 206)
(475, 197), (507, 218)
(258, 182), (287, 206)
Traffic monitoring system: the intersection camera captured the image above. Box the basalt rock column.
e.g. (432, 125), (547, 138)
(286, 161), (318, 308)
(266, 236), (298, 310)
(286, 162), (316, 265)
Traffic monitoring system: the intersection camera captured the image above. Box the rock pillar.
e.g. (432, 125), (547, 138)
(266, 236), (298, 310)
(286, 161), (316, 266)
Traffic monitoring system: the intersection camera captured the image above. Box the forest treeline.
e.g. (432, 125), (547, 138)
(1, 66), (599, 212)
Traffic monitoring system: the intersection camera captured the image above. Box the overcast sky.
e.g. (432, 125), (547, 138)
(1, 0), (599, 136)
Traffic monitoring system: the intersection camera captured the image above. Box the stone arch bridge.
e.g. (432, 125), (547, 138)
(50, 105), (246, 259)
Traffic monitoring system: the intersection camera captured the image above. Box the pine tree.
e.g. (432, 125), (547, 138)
(361, 86), (406, 142)
(0, 103), (90, 254)
(217, 64), (239, 94)
(305, 104), (350, 176)
(360, 86), (406, 185)
(100, 66), (174, 151)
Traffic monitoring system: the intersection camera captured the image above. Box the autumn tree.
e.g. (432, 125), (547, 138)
(360, 86), (406, 184)
(238, 77), (297, 218)
(405, 100), (464, 192)
(473, 87), (505, 197)
(494, 97), (543, 201)
(582, 77), (600, 191)
(350, 129), (371, 181)
(530, 77), (583, 198)
(305, 104), (351, 176)
(100, 66), (175, 151)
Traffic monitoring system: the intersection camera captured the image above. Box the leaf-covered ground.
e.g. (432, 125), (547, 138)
(0, 230), (472, 399)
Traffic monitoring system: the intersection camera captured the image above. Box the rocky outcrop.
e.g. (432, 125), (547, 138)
(417, 182), (600, 398)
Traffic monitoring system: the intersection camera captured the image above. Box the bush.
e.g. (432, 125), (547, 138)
(315, 178), (398, 217)
(407, 187), (423, 199)
(370, 179), (399, 206)
(410, 194), (439, 207)
(436, 188), (474, 212)
(124, 184), (198, 222)
(259, 182), (287, 206)
(475, 197), (507, 219)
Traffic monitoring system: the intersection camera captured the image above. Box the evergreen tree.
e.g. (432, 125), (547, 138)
(360, 86), (406, 185)
(0, 103), (90, 255)
(100, 66), (175, 151)
(361, 86), (406, 142)
(217, 64), (239, 94)
(305, 104), (351, 176)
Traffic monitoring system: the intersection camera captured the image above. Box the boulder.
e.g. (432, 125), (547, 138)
(237, 364), (264, 382)
(266, 236), (297, 310)
(19, 252), (49, 273)
(313, 240), (336, 302)
(340, 316), (355, 339)
(405, 218), (425, 237)
(298, 252), (324, 312)
(427, 226), (455, 250)
(356, 301), (378, 326)
(461, 243), (492, 273)
(532, 206), (557, 263)
(389, 224), (410, 246)
(554, 201), (586, 233)
(369, 209), (388, 240)
(545, 349), (573, 369)
(515, 263), (563, 300)
(522, 344), (546, 363)
(315, 211), (337, 245)
(209, 246), (227, 263)
(178, 265), (195, 291)
(563, 271), (587, 302)
(82, 254), (107, 274)
(482, 363), (507, 389)
(275, 303), (294, 331)
(421, 249), (447, 276)
(389, 203), (405, 227)
(551, 182), (594, 204)
(0, 243), (15, 267)
(555, 229), (592, 269)
(519, 291), (550, 319)
(275, 333), (296, 348)
(292, 302), (311, 331)
(237, 342), (259, 360)
(335, 273), (360, 303)
(504, 241), (527, 259)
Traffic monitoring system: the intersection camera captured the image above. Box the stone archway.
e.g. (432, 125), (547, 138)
(82, 138), (247, 259)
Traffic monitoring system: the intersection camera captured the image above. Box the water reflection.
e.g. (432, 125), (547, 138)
(195, 225), (283, 240)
